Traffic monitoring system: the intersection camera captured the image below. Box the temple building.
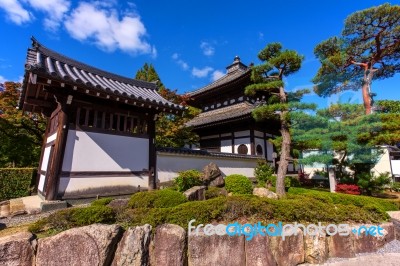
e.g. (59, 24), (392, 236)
(186, 56), (297, 172)
(20, 38), (184, 200)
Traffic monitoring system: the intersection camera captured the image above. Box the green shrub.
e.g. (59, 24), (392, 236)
(264, 175), (300, 188)
(174, 170), (203, 192)
(205, 187), (227, 199)
(91, 197), (113, 206)
(254, 160), (274, 187)
(225, 174), (253, 195)
(0, 168), (36, 201)
(391, 182), (400, 192)
(128, 189), (187, 209)
(357, 172), (391, 195)
(28, 205), (116, 233)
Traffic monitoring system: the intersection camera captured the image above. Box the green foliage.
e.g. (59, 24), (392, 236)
(254, 160), (274, 187)
(0, 168), (36, 201)
(128, 189), (187, 209)
(173, 170), (203, 192)
(0, 82), (46, 167)
(390, 182), (400, 192)
(91, 197), (113, 206)
(265, 175), (300, 188)
(224, 174), (253, 195)
(357, 172), (392, 195)
(377, 100), (400, 114)
(313, 4), (400, 104)
(134, 63), (199, 148)
(205, 187), (227, 199)
(28, 205), (116, 233)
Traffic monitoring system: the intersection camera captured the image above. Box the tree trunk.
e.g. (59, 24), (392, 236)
(362, 70), (374, 115)
(276, 86), (290, 197)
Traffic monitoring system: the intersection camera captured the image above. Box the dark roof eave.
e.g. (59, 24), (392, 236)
(187, 113), (253, 129)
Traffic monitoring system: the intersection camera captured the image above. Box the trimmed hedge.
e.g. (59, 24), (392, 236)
(0, 168), (36, 201)
(225, 174), (253, 195)
(174, 169), (203, 192)
(128, 189), (187, 209)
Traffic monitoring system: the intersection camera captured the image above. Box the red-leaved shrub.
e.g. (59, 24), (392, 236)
(335, 184), (361, 195)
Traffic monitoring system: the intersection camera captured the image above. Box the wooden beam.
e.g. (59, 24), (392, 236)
(148, 116), (157, 190)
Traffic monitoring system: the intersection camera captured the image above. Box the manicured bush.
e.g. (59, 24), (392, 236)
(28, 205), (116, 233)
(174, 169), (203, 192)
(225, 174), (253, 195)
(336, 184), (361, 195)
(128, 189), (187, 209)
(0, 168), (36, 201)
(254, 160), (274, 187)
(390, 182), (400, 192)
(264, 175), (300, 188)
(205, 187), (227, 199)
(357, 172), (391, 195)
(91, 197), (113, 206)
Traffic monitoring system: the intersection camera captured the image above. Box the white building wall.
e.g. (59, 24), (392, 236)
(234, 137), (251, 155)
(220, 139), (232, 153)
(254, 138), (265, 155)
(38, 133), (57, 193)
(62, 130), (148, 172)
(372, 147), (392, 175)
(392, 160), (400, 176)
(157, 152), (258, 183)
(266, 141), (274, 161)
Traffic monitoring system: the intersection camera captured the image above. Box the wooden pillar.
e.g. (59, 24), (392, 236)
(231, 131), (235, 153)
(148, 116), (157, 190)
(263, 132), (268, 160)
(250, 128), (255, 155)
(44, 102), (69, 200)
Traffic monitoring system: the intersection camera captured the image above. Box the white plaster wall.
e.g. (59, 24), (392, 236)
(266, 141), (274, 161)
(254, 131), (264, 138)
(157, 153), (258, 183)
(46, 133), (57, 143)
(221, 139), (232, 153)
(234, 138), (251, 155)
(58, 175), (148, 198)
(372, 148), (392, 175)
(392, 160), (400, 175)
(234, 130), (250, 137)
(38, 146), (52, 192)
(62, 130), (149, 172)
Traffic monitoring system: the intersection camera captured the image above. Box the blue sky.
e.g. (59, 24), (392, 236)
(0, 0), (399, 109)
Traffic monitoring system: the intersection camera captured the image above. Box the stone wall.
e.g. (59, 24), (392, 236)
(0, 222), (398, 266)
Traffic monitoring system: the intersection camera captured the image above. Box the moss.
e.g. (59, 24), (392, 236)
(205, 187), (227, 199)
(91, 197), (113, 206)
(128, 189), (187, 209)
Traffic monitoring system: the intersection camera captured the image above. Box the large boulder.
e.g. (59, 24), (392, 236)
(327, 232), (355, 258)
(112, 224), (152, 266)
(253, 188), (278, 199)
(245, 235), (277, 266)
(353, 223), (395, 253)
(36, 224), (122, 266)
(269, 228), (304, 266)
(0, 232), (35, 266)
(188, 230), (245, 266)
(150, 224), (186, 266)
(304, 229), (328, 264)
(184, 186), (206, 201)
(202, 163), (224, 187)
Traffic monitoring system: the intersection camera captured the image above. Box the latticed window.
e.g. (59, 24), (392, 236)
(238, 144), (248, 154)
(256, 144), (263, 155)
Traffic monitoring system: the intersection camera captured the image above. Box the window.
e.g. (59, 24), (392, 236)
(256, 144), (263, 155)
(238, 144), (248, 155)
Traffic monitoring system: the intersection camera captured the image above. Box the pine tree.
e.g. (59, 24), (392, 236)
(245, 43), (315, 196)
(313, 3), (400, 114)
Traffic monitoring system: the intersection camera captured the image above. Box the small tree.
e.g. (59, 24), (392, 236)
(313, 3), (400, 114)
(245, 43), (315, 196)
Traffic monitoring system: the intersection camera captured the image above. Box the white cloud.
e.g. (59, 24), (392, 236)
(211, 70), (225, 81)
(172, 53), (189, 70)
(26, 0), (70, 31)
(0, 0), (32, 25)
(192, 66), (213, 78)
(0, 75), (6, 83)
(259, 32), (264, 40)
(200, 42), (215, 56)
(64, 2), (153, 55)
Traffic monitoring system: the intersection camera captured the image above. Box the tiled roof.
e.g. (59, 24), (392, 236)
(188, 67), (251, 97)
(157, 147), (262, 159)
(23, 37), (184, 112)
(186, 101), (255, 128)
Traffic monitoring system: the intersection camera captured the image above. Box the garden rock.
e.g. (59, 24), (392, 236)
(202, 162), (224, 187)
(253, 187), (278, 199)
(327, 232), (355, 258)
(36, 224), (122, 266)
(269, 228), (304, 266)
(188, 230), (245, 266)
(245, 234), (277, 265)
(184, 186), (206, 201)
(0, 232), (35, 266)
(150, 224), (186, 266)
(304, 229), (328, 264)
(353, 223), (394, 253)
(112, 224), (152, 266)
